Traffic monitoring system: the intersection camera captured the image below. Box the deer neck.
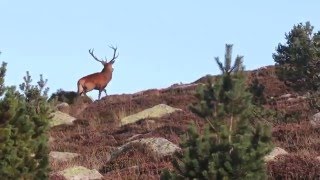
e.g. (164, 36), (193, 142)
(101, 68), (113, 77)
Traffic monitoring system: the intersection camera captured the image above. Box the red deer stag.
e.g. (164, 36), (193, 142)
(77, 45), (118, 100)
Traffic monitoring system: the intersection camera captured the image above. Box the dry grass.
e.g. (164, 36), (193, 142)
(49, 111), (192, 178)
(267, 154), (320, 179)
(112, 106), (128, 123)
(49, 66), (320, 179)
(272, 122), (320, 156)
(101, 146), (173, 180)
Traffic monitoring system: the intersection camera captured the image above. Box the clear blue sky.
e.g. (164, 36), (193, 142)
(0, 1), (319, 99)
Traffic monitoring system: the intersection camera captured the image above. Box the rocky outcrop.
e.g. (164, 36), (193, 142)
(56, 102), (70, 114)
(310, 112), (320, 128)
(49, 151), (80, 162)
(121, 104), (182, 126)
(111, 137), (180, 161)
(264, 147), (288, 162)
(50, 111), (76, 127)
(49, 136), (55, 144)
(54, 166), (103, 180)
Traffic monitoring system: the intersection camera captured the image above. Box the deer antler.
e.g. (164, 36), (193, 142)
(108, 45), (119, 64)
(89, 49), (105, 64)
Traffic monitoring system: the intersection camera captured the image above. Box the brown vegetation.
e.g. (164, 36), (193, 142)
(50, 66), (320, 179)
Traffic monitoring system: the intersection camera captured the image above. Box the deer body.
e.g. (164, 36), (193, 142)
(77, 46), (118, 100)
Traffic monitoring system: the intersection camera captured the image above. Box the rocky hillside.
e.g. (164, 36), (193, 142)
(49, 66), (320, 179)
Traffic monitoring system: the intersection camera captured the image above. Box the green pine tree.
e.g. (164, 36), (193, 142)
(162, 44), (273, 180)
(0, 58), (51, 179)
(248, 78), (266, 106)
(273, 21), (320, 91)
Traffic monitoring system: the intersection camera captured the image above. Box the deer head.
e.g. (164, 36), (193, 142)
(88, 45), (119, 72)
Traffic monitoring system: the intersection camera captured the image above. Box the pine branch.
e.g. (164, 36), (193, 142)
(215, 57), (225, 73)
(225, 44), (233, 72)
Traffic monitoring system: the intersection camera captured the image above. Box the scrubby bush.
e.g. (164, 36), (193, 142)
(48, 89), (78, 104)
(248, 78), (267, 106)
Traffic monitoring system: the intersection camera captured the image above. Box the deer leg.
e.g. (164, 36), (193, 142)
(81, 86), (88, 96)
(79, 89), (84, 96)
(77, 82), (86, 96)
(103, 89), (107, 96)
(98, 90), (102, 100)
(77, 83), (83, 96)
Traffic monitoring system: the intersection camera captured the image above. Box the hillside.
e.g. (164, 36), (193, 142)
(49, 65), (320, 179)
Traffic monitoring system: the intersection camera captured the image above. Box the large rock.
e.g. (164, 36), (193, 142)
(56, 102), (70, 114)
(49, 151), (80, 162)
(49, 136), (55, 143)
(111, 137), (180, 161)
(50, 111), (76, 127)
(310, 112), (320, 128)
(55, 166), (103, 180)
(121, 104), (181, 126)
(280, 93), (292, 99)
(264, 147), (288, 162)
